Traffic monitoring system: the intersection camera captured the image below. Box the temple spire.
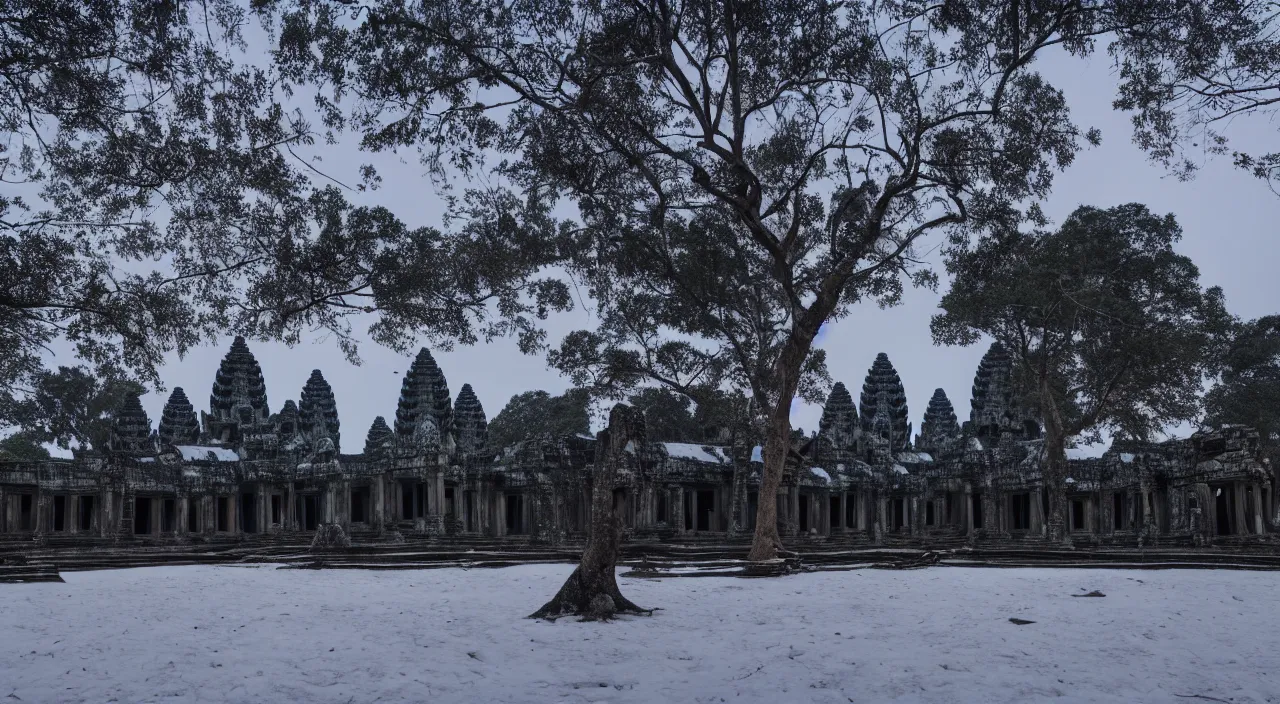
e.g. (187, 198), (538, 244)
(454, 383), (489, 455)
(298, 369), (340, 452)
(157, 387), (199, 445)
(859, 352), (911, 452)
(394, 348), (453, 446)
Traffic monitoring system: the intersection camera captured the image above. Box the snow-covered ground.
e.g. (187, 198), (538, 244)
(2, 564), (1277, 703)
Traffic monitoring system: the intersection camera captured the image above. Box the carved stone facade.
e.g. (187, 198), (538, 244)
(0, 338), (1274, 545)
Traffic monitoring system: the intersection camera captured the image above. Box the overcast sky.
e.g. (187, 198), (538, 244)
(64, 47), (1277, 456)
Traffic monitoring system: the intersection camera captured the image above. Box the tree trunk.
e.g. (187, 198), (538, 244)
(529, 404), (650, 621)
(747, 337), (810, 563)
(1038, 379), (1071, 546)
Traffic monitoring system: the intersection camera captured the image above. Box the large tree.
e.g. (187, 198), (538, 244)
(1205, 315), (1280, 487)
(1109, 1), (1280, 191)
(259, 0), (1182, 562)
(0, 0), (572, 439)
(932, 203), (1229, 543)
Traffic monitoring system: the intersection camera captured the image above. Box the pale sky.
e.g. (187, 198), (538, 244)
(49, 48), (1280, 456)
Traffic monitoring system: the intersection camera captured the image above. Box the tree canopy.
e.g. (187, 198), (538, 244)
(1205, 315), (1280, 460)
(486, 389), (592, 451)
(2, 366), (146, 453)
(933, 202), (1229, 540)
(0, 0), (571, 436)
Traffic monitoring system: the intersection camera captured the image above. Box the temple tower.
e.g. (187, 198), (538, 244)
(453, 384), (489, 455)
(273, 400), (301, 450)
(915, 388), (960, 453)
(968, 342), (1040, 442)
(817, 381), (859, 454)
(363, 416), (394, 457)
(157, 387), (199, 445)
(859, 352), (911, 453)
(298, 369), (340, 452)
(394, 348), (453, 448)
(108, 394), (153, 455)
(204, 336), (271, 444)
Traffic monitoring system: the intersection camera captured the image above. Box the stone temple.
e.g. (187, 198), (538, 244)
(0, 337), (1275, 546)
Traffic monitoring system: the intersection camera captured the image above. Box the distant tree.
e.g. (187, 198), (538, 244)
(627, 388), (697, 443)
(0, 433), (51, 462)
(1205, 315), (1280, 474)
(933, 203), (1229, 543)
(1108, 1), (1280, 192)
(487, 389), (592, 451)
(5, 367), (145, 453)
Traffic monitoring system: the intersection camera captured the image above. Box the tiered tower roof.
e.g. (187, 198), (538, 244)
(860, 352), (911, 452)
(817, 381), (859, 453)
(108, 394), (152, 454)
(453, 384), (489, 455)
(394, 348), (453, 442)
(363, 416), (394, 456)
(969, 342), (1040, 441)
(916, 388), (960, 452)
(157, 387), (199, 445)
(208, 336), (270, 430)
(298, 369), (340, 452)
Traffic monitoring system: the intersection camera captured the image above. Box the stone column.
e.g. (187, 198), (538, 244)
(373, 475), (386, 531)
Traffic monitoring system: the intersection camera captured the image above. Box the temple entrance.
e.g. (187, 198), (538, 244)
(505, 494), (525, 535)
(830, 496), (842, 531)
(892, 498), (906, 531)
(401, 482), (414, 520)
(297, 495), (319, 531)
(350, 487), (369, 524)
(1011, 493), (1031, 531)
(1113, 492), (1125, 530)
(52, 496), (66, 532)
(162, 499), (176, 532)
(134, 497), (152, 535)
(971, 492), (983, 531)
(271, 495), (282, 526)
(79, 496), (95, 531)
(1214, 486), (1232, 536)
(240, 493), (256, 533)
(1244, 486), (1256, 534)
(187, 498), (199, 532)
(1070, 499), (1086, 532)
(697, 489), (714, 531)
(798, 494), (810, 533)
(746, 491), (758, 530)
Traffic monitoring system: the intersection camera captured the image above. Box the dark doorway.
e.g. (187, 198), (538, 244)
(1215, 487), (1232, 535)
(697, 490), (715, 531)
(299, 495), (319, 531)
(1244, 486), (1256, 534)
(747, 491), (758, 530)
(216, 496), (229, 532)
(79, 496), (95, 532)
(187, 498), (199, 533)
(684, 491), (694, 530)
(971, 492), (983, 531)
(844, 494), (855, 530)
(18, 494), (33, 530)
(350, 487), (369, 524)
(401, 483), (414, 520)
(134, 497), (152, 535)
(1113, 492), (1125, 530)
(656, 491), (668, 523)
(830, 496), (842, 530)
(464, 490), (476, 531)
(892, 498), (905, 531)
(444, 487), (456, 517)
(1071, 499), (1085, 531)
(271, 495), (282, 526)
(505, 494), (525, 535)
(53, 496), (66, 532)
(241, 493), (256, 533)
(926, 501), (935, 526)
(798, 494), (810, 533)
(1011, 493), (1031, 530)
(162, 499), (176, 532)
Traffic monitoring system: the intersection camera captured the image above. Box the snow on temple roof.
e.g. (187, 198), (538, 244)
(174, 445), (239, 462)
(892, 464), (909, 475)
(896, 451), (933, 463)
(1120, 453), (1136, 464)
(968, 437), (984, 451)
(810, 467), (831, 482)
(662, 443), (729, 464)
